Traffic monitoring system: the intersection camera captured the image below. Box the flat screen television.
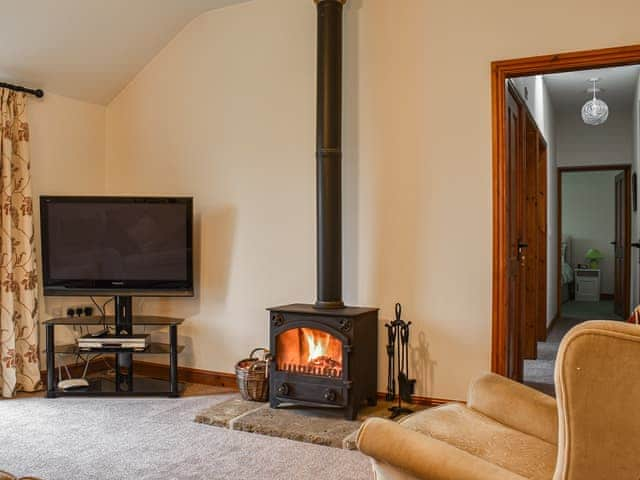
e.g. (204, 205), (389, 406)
(40, 196), (193, 297)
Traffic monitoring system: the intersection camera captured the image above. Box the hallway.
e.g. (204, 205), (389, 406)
(523, 300), (623, 396)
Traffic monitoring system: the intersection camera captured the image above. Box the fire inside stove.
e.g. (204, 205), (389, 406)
(276, 327), (343, 377)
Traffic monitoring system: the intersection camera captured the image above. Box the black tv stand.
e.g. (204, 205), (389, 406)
(113, 295), (134, 392)
(44, 310), (185, 398)
(114, 295), (133, 334)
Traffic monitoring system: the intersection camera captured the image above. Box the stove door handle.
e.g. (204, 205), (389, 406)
(323, 389), (337, 402)
(277, 383), (289, 396)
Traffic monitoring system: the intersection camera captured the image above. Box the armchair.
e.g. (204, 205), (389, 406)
(357, 320), (640, 480)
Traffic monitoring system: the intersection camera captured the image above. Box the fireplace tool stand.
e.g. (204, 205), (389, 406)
(385, 303), (416, 419)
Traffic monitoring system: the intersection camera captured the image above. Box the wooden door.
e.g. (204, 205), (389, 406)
(504, 84), (548, 381)
(522, 114), (538, 360)
(506, 85), (525, 381)
(614, 171), (627, 317)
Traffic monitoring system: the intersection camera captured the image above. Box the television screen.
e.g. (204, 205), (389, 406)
(40, 196), (193, 296)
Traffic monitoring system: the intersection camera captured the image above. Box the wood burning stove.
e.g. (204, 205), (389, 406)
(268, 305), (377, 420)
(268, 0), (378, 420)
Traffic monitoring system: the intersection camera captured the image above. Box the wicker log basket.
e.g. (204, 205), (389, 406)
(235, 348), (270, 402)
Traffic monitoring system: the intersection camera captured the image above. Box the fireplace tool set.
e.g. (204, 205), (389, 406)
(385, 303), (417, 419)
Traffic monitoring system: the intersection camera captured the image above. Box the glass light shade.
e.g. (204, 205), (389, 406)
(581, 98), (609, 125)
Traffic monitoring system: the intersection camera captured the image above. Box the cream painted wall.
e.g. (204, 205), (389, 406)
(105, 0), (640, 401)
(29, 92), (106, 354)
(105, 0), (317, 374)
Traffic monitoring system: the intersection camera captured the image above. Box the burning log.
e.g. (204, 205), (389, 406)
(310, 355), (340, 369)
(278, 358), (344, 377)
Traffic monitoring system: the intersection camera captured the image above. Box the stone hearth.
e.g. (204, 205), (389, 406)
(195, 398), (425, 449)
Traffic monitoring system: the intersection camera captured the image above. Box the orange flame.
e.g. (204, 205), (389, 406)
(276, 327), (342, 375)
(303, 328), (332, 362)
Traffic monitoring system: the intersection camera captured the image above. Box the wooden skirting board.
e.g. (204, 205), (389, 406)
(374, 391), (459, 407)
(42, 359), (460, 406)
(132, 360), (238, 389)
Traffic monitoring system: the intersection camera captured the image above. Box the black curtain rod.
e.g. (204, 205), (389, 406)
(0, 82), (44, 98)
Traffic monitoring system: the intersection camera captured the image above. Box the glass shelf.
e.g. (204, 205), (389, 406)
(55, 343), (184, 355)
(43, 315), (184, 326)
(52, 376), (185, 397)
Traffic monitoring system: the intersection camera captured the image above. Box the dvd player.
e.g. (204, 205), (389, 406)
(78, 333), (150, 351)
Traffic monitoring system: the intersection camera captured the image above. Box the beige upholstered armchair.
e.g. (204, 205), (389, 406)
(357, 320), (640, 480)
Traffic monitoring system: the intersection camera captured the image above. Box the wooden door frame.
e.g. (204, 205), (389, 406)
(536, 137), (548, 343)
(522, 105), (548, 360)
(492, 44), (640, 376)
(556, 165), (631, 322)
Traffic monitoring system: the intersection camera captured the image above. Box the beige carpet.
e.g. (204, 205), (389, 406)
(1, 389), (374, 480)
(195, 398), (425, 449)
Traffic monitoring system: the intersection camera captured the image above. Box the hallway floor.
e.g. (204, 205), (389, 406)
(560, 299), (623, 321)
(523, 300), (623, 396)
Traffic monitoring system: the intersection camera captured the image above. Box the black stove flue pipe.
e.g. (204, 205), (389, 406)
(315, 0), (345, 309)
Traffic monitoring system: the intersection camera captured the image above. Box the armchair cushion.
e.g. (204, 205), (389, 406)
(398, 403), (556, 480)
(356, 417), (529, 480)
(467, 373), (558, 444)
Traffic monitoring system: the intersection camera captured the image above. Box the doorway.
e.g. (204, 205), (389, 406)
(557, 165), (630, 322)
(491, 44), (640, 380)
(522, 165), (632, 394)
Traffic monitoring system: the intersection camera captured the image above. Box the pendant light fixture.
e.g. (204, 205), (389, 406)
(581, 78), (609, 125)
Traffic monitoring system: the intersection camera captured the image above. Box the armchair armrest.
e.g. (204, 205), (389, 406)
(467, 373), (557, 444)
(356, 418), (527, 480)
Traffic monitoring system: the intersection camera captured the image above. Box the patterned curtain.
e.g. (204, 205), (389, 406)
(0, 89), (40, 398)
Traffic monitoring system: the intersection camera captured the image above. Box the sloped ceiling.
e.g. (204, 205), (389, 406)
(0, 0), (253, 105)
